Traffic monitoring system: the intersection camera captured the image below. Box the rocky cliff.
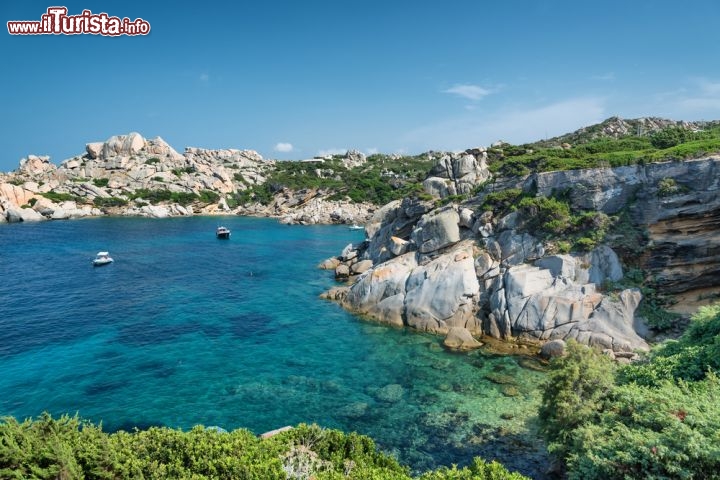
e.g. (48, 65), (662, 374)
(0, 133), (373, 225)
(321, 153), (720, 356)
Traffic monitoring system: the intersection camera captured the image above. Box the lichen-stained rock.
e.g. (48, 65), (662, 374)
(423, 176), (453, 198)
(344, 252), (417, 312)
(411, 206), (460, 254)
(404, 246), (480, 334)
(491, 251), (648, 352)
(363, 198), (429, 264)
(341, 243), (480, 335)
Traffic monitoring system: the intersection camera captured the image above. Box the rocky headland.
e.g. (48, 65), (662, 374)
(317, 118), (720, 356)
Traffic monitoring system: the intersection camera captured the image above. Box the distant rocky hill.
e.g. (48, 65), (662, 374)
(0, 132), (373, 225)
(532, 116), (717, 148)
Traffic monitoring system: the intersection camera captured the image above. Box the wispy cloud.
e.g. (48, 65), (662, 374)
(400, 97), (607, 151)
(660, 78), (720, 115)
(199, 73), (209, 82)
(443, 84), (493, 101)
(366, 147), (379, 155)
(591, 72), (616, 81)
(317, 148), (347, 156)
(274, 142), (294, 153)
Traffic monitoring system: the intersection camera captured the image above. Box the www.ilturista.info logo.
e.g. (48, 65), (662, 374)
(7, 7), (150, 36)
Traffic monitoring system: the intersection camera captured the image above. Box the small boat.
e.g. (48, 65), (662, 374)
(348, 224), (364, 231)
(93, 251), (113, 266)
(216, 226), (231, 239)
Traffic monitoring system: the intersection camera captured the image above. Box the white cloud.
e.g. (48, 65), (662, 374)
(200, 73), (209, 82)
(317, 148), (347, 156)
(274, 142), (294, 153)
(400, 97), (607, 151)
(656, 78), (720, 117)
(443, 84), (492, 101)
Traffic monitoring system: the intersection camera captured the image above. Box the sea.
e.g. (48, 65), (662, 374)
(0, 216), (548, 476)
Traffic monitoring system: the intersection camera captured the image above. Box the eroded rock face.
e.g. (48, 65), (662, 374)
(489, 258), (647, 352)
(342, 243), (481, 335)
(425, 152), (491, 198)
(411, 206), (461, 254)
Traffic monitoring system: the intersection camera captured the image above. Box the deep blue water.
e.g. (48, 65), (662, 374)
(0, 216), (547, 475)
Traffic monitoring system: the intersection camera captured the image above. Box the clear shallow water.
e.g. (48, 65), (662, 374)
(0, 216), (547, 476)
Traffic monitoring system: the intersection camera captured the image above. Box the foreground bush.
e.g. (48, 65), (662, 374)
(539, 304), (720, 479)
(0, 417), (527, 479)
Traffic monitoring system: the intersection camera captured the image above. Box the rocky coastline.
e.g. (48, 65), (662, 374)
(0, 132), (374, 226)
(320, 154), (720, 357)
(3, 122), (720, 358)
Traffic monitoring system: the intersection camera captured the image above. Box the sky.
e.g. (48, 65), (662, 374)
(2, 0), (720, 171)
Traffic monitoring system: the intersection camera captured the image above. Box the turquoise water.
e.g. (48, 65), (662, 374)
(0, 216), (547, 476)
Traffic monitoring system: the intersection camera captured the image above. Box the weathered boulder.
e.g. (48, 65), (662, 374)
(443, 327), (483, 350)
(404, 247), (480, 333)
(423, 176), (453, 198)
(85, 142), (103, 159)
(0, 183), (37, 208)
(318, 257), (340, 270)
(101, 132), (146, 160)
(490, 257), (648, 352)
(341, 243), (481, 335)
(363, 198), (429, 264)
(351, 259), (373, 275)
(540, 339), (566, 359)
(389, 236), (410, 256)
(489, 230), (543, 266)
(411, 206), (460, 254)
(6, 206), (45, 222)
(18, 155), (55, 177)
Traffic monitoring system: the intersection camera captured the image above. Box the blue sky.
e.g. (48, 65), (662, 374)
(2, 1), (720, 171)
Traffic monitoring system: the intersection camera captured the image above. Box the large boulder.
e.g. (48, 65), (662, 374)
(411, 206), (460, 254)
(101, 132), (145, 160)
(5, 206), (45, 222)
(443, 327), (483, 350)
(17, 155), (55, 177)
(342, 243), (481, 335)
(489, 256), (648, 352)
(404, 247), (480, 333)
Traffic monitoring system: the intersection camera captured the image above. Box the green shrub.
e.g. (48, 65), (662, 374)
(40, 191), (83, 203)
(198, 190), (220, 204)
(0, 416), (528, 480)
(92, 178), (109, 188)
(541, 303), (720, 479)
(518, 196), (572, 235)
(538, 341), (616, 458)
(145, 157), (161, 165)
(573, 237), (596, 251)
(93, 197), (128, 207)
(481, 188), (522, 213)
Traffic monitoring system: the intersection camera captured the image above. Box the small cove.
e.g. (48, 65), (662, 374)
(0, 216), (548, 477)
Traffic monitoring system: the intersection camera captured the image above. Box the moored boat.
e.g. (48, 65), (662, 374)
(92, 251), (113, 266)
(216, 226), (231, 239)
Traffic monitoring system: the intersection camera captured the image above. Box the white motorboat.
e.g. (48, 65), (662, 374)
(348, 224), (364, 231)
(216, 226), (231, 239)
(93, 251), (114, 266)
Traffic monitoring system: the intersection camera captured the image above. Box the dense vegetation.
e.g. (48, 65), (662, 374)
(0, 419), (527, 479)
(486, 123), (720, 178)
(233, 153), (436, 206)
(539, 303), (720, 479)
